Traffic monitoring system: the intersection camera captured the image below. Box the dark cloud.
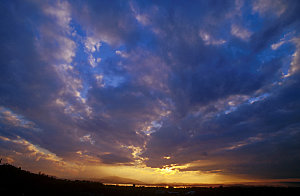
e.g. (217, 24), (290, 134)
(71, 0), (141, 47)
(0, 0), (62, 111)
(99, 153), (133, 165)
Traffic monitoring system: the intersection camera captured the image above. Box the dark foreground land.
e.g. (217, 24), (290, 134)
(1, 164), (299, 196)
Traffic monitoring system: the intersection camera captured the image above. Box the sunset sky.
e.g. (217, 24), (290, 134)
(1, 0), (300, 185)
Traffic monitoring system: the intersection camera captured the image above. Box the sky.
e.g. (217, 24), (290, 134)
(0, 0), (300, 185)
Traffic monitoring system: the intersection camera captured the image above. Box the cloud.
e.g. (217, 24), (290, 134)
(71, 0), (140, 47)
(142, 71), (300, 178)
(252, 0), (286, 16)
(286, 37), (300, 77)
(0, 135), (81, 176)
(199, 30), (226, 45)
(99, 153), (133, 165)
(231, 24), (252, 41)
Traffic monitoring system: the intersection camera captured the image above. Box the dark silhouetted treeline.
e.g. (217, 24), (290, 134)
(0, 163), (105, 195)
(1, 163), (300, 196)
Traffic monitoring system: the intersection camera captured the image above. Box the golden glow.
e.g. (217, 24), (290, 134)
(1, 135), (294, 185)
(156, 164), (189, 175)
(88, 162), (251, 185)
(157, 166), (176, 175)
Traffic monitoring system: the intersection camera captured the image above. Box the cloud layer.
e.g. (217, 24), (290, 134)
(1, 0), (300, 182)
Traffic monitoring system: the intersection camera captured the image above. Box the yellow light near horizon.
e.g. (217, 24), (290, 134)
(86, 163), (239, 185)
